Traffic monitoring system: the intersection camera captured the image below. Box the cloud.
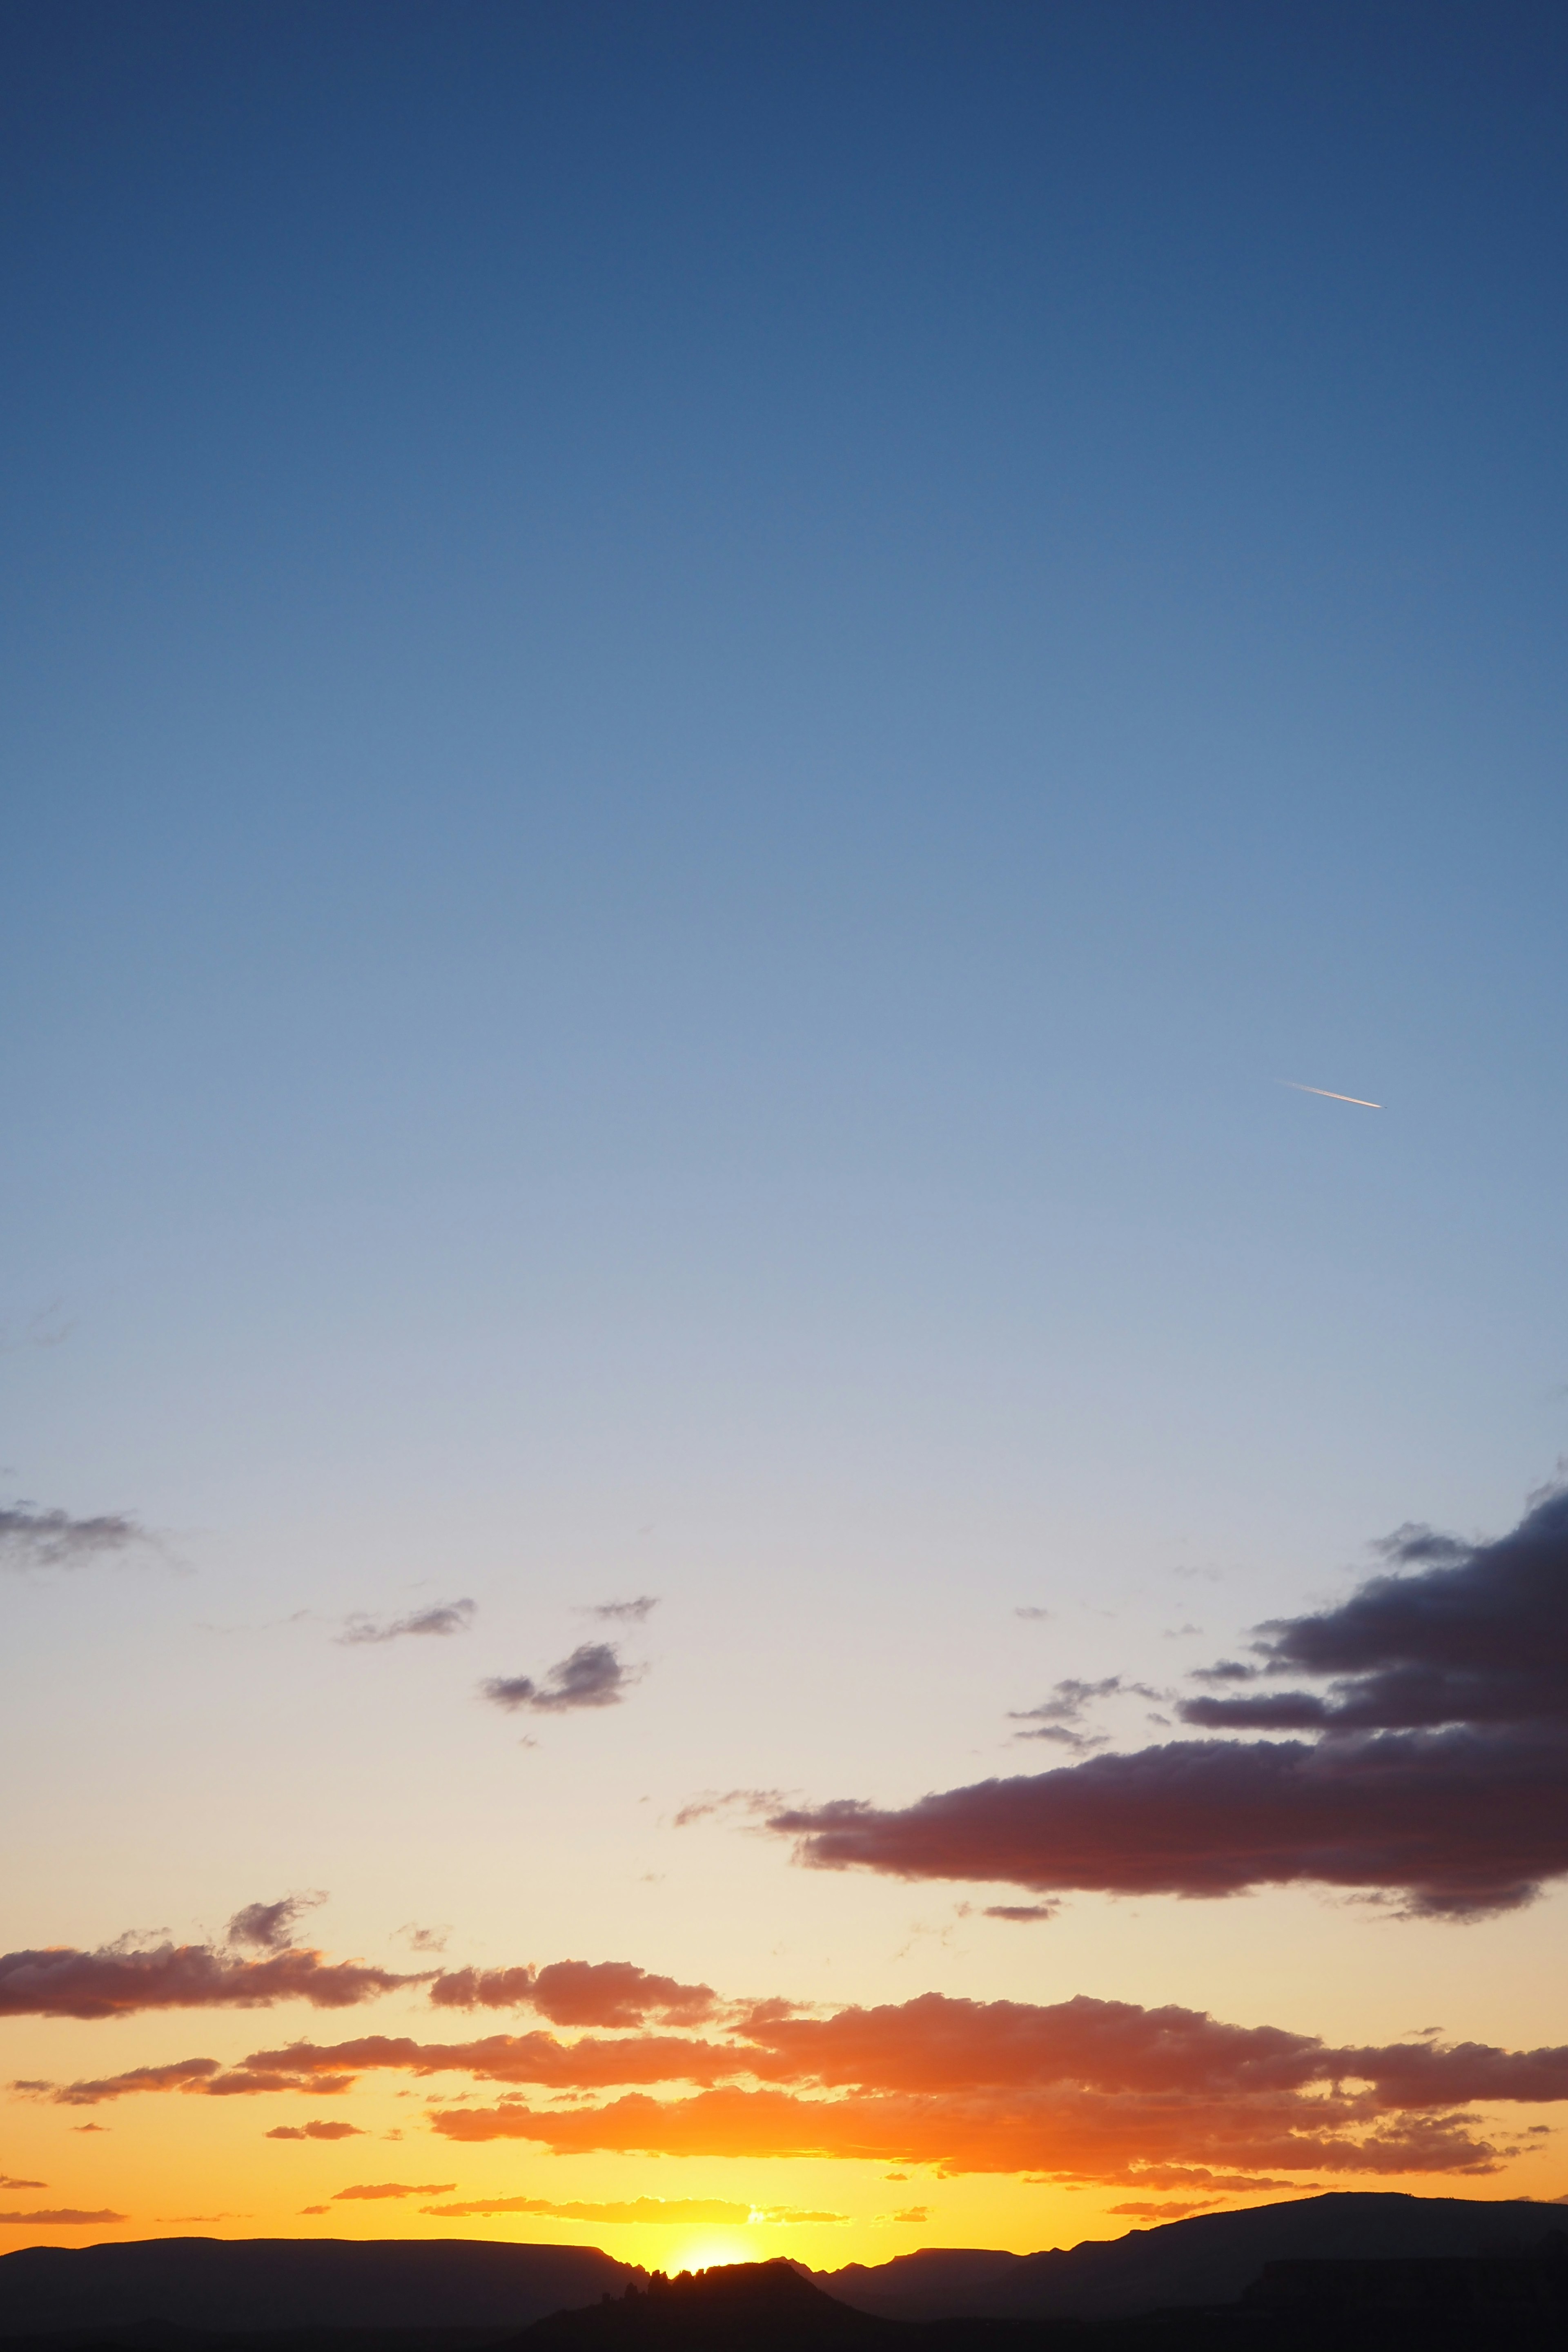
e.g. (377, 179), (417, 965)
(883, 2206), (929, 2223)
(671, 1789), (792, 1829)
(266, 2120), (366, 2141)
(339, 1599), (477, 1645)
(1014, 1608), (1053, 1622)
(331, 2182), (455, 2201)
(52, 1978), (1568, 2187)
(430, 1960), (719, 2027)
(1109, 2200), (1221, 2218)
(982, 1905), (1059, 1923)
(0, 1923), (425, 2018)
(227, 1895), (325, 1952)
(0, 2210), (127, 2225)
(0, 2178), (45, 2189)
(399, 1924), (450, 1953)
(0, 1504), (150, 1572)
(581, 1598), (659, 1622)
(422, 2196), (751, 2223)
(772, 1487), (1568, 1918)
(479, 1644), (636, 1714)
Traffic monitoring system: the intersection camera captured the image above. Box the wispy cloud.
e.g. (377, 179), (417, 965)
(266, 2120), (365, 2141)
(339, 1599), (476, 1645)
(1009, 1676), (1158, 1751)
(672, 1788), (792, 1828)
(422, 2194), (750, 2223)
(480, 1642), (636, 1714)
(0, 1503), (152, 1572)
(330, 2181), (455, 2201)
(0, 2209), (127, 2225)
(580, 1597), (659, 1622)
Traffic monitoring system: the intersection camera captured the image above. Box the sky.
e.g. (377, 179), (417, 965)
(3, 0), (1568, 2278)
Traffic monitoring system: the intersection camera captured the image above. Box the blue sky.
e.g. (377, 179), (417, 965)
(3, 0), (1568, 2263)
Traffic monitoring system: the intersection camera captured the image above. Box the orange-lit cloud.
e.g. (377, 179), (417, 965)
(266, 2120), (366, 2140)
(330, 2181), (455, 2200)
(27, 1983), (1568, 2185)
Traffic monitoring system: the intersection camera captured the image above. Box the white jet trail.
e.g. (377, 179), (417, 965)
(1279, 1080), (1383, 1109)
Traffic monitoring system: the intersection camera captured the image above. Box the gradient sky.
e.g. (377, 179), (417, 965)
(4, 0), (1568, 2276)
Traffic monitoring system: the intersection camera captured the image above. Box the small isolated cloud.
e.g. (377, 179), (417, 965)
(0, 2178), (45, 2189)
(266, 2120), (366, 2141)
(398, 1924), (450, 1954)
(0, 1503), (151, 1572)
(0, 2209), (127, 2225)
(430, 1958), (719, 2028)
(332, 2181), (456, 2201)
(299, 2205), (329, 2216)
(982, 1905), (1059, 1924)
(480, 1643), (636, 1715)
(71, 2125), (108, 2134)
(882, 2206), (929, 2224)
(227, 1894), (325, 1952)
(339, 1599), (476, 1646)
(581, 1597), (659, 1623)
(1014, 1608), (1053, 1622)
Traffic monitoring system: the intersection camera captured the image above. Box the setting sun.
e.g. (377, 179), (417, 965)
(668, 2241), (755, 2278)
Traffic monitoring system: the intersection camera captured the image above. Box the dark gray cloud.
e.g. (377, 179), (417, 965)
(0, 1503), (150, 1571)
(338, 1599), (476, 1645)
(479, 1642), (634, 1714)
(771, 1486), (1568, 1918)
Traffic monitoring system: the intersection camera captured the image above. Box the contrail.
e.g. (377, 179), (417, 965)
(1279, 1080), (1383, 1109)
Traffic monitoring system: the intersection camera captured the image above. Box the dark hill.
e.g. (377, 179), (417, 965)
(522, 2262), (898, 2352)
(0, 2241), (636, 2340)
(817, 2193), (1559, 2321)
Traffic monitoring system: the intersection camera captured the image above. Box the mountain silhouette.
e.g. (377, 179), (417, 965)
(815, 2193), (1562, 2320)
(2, 2194), (1564, 2348)
(0, 2240), (635, 2340)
